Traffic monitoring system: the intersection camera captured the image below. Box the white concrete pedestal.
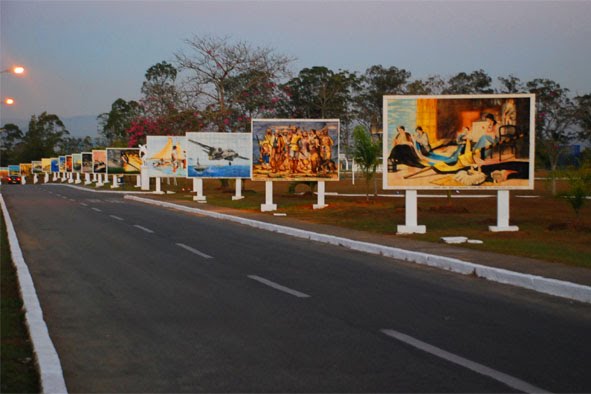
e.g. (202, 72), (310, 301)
(96, 174), (104, 187)
(141, 168), (150, 191)
(489, 190), (519, 232)
(44, 173), (49, 183)
(232, 178), (245, 200)
(261, 181), (277, 212)
(67, 173), (74, 183)
(21, 176), (26, 185)
(313, 181), (328, 209)
(397, 190), (426, 234)
(84, 173), (91, 185)
(75, 173), (82, 184)
(192, 178), (206, 202)
(110, 174), (120, 188)
(135, 175), (141, 188)
(33, 174), (39, 184)
(153, 177), (165, 194)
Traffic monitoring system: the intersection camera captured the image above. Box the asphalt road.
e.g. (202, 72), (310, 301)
(2, 184), (591, 393)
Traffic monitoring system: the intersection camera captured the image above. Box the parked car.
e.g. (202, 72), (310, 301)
(3, 175), (22, 184)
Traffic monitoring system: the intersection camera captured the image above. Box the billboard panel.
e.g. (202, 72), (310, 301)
(106, 148), (141, 174)
(66, 155), (73, 172)
(186, 132), (251, 178)
(41, 158), (52, 173)
(72, 154), (82, 173)
(58, 156), (66, 172)
(50, 158), (59, 173)
(32, 161), (43, 174)
(92, 150), (107, 173)
(383, 94), (535, 190)
(81, 152), (93, 173)
(8, 165), (20, 175)
(20, 163), (32, 176)
(145, 136), (188, 178)
(251, 119), (340, 181)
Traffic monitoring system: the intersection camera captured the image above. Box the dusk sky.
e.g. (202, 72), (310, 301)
(1, 0), (590, 124)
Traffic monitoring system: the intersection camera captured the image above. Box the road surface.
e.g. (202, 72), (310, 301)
(2, 185), (590, 393)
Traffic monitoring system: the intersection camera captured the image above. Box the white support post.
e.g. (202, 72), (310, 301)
(92, 173), (97, 182)
(96, 174), (104, 187)
(75, 173), (82, 184)
(489, 190), (519, 232)
(232, 178), (245, 200)
(68, 173), (74, 183)
(44, 173), (49, 183)
(260, 180), (277, 212)
(21, 176), (26, 185)
(397, 190), (426, 234)
(313, 181), (328, 209)
(84, 173), (91, 185)
(141, 167), (150, 191)
(103, 173), (109, 184)
(154, 177), (164, 194)
(61, 172), (66, 182)
(33, 174), (39, 184)
(192, 178), (206, 202)
(111, 174), (119, 188)
(135, 174), (141, 188)
(352, 159), (355, 185)
(52, 173), (57, 181)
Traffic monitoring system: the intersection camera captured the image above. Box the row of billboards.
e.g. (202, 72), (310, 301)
(5, 94), (536, 190)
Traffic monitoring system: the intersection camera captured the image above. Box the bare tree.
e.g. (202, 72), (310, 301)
(175, 35), (294, 132)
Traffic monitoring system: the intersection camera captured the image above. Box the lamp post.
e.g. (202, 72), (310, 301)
(1, 66), (25, 75)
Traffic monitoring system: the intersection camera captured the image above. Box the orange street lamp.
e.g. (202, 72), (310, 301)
(1, 65), (26, 75)
(4, 97), (16, 105)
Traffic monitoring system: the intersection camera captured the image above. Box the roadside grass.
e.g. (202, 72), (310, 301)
(0, 213), (41, 393)
(85, 173), (591, 268)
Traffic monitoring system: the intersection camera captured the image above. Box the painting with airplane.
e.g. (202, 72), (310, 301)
(185, 132), (252, 178)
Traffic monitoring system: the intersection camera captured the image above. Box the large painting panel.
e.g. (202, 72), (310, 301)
(92, 150), (107, 173)
(145, 136), (188, 178)
(186, 132), (251, 178)
(383, 94), (535, 190)
(81, 152), (93, 173)
(251, 119), (340, 181)
(106, 148), (141, 174)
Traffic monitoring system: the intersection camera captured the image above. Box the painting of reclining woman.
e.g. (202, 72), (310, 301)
(252, 119), (340, 181)
(383, 95), (535, 190)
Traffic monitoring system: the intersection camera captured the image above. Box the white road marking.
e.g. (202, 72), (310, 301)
(91, 207), (102, 212)
(109, 215), (124, 221)
(69, 198), (76, 202)
(247, 275), (311, 298)
(133, 224), (154, 234)
(380, 329), (549, 394)
(176, 243), (213, 259)
(80, 203), (88, 207)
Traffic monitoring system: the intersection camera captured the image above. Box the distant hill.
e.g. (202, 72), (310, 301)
(1, 115), (100, 139)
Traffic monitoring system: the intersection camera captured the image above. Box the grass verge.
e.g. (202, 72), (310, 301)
(1, 212), (41, 393)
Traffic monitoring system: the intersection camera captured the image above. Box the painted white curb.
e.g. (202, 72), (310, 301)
(44, 184), (149, 194)
(1, 194), (68, 394)
(125, 195), (591, 304)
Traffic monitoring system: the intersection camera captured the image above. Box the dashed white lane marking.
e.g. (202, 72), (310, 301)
(109, 215), (124, 221)
(176, 243), (213, 259)
(380, 329), (549, 394)
(68, 198), (76, 202)
(80, 203), (88, 207)
(247, 275), (311, 298)
(91, 207), (102, 212)
(133, 224), (154, 234)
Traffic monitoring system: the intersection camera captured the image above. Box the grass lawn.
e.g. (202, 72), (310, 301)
(1, 213), (41, 393)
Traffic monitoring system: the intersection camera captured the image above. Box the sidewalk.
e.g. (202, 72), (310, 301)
(128, 193), (591, 290)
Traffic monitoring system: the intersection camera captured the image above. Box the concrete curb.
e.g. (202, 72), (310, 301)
(125, 194), (591, 304)
(1, 194), (68, 394)
(44, 183), (150, 194)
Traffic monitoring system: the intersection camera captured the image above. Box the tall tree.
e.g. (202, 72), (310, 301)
(98, 98), (141, 145)
(18, 112), (69, 162)
(353, 65), (411, 134)
(140, 61), (180, 118)
(443, 69), (493, 94)
(573, 94), (591, 145)
(526, 78), (577, 194)
(0, 123), (23, 166)
(175, 34), (293, 132)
